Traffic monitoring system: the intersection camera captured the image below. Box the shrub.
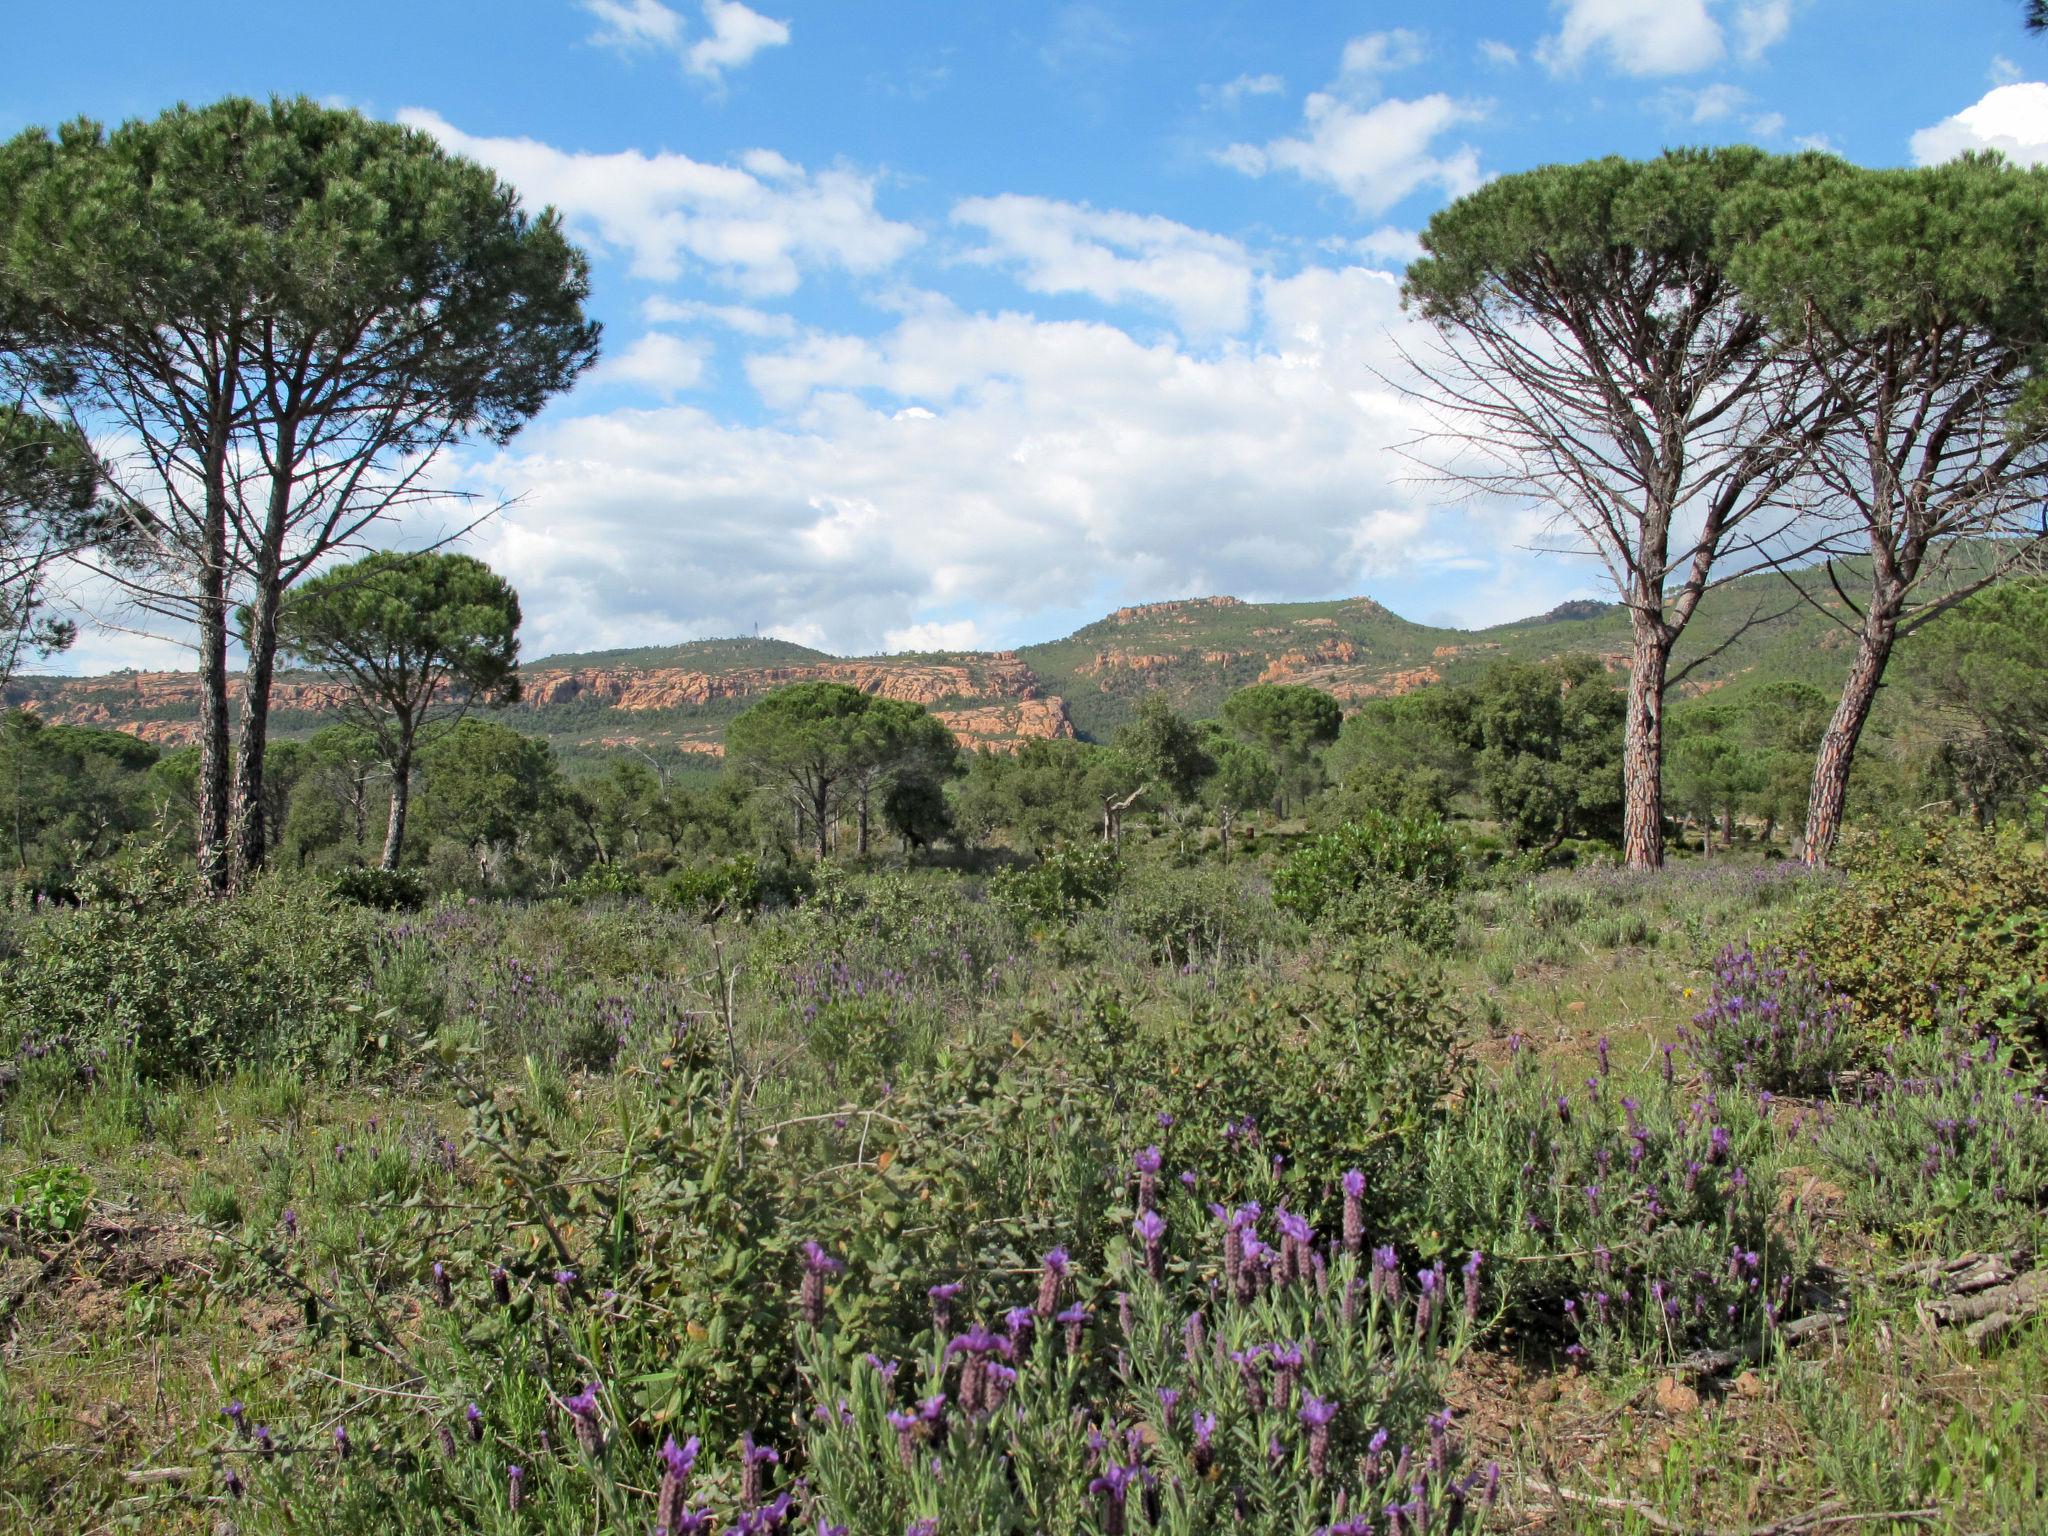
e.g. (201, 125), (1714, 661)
(659, 853), (809, 919)
(1820, 1020), (2048, 1249)
(1420, 1044), (1804, 1368)
(988, 842), (1121, 929)
(1681, 945), (1857, 1093)
(1271, 812), (1464, 950)
(331, 866), (425, 911)
(0, 854), (376, 1081)
(1781, 822), (2048, 1047)
(1106, 863), (1285, 967)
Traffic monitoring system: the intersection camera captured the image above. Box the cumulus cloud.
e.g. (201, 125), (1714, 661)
(1339, 29), (1429, 78)
(1537, 0), (1796, 77)
(1349, 226), (1425, 266)
(883, 619), (987, 653)
(950, 195), (1254, 336)
(643, 296), (799, 337)
(1476, 39), (1520, 68)
(432, 269), (1534, 659)
(398, 110), (919, 293)
(588, 331), (710, 396)
(688, 0), (790, 80)
(1911, 81), (2048, 167)
(1224, 92), (1485, 216)
(582, 0), (685, 53)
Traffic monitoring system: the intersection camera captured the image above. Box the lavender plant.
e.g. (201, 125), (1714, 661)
(1820, 1018), (2048, 1247)
(1681, 945), (1856, 1093)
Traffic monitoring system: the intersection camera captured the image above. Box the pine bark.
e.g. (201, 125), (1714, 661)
(1620, 615), (1671, 870)
(1803, 604), (1899, 870)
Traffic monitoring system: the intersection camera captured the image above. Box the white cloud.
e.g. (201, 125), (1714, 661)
(1349, 226), (1425, 266)
(1476, 39), (1520, 68)
(589, 331), (710, 395)
(1204, 71), (1286, 108)
(1748, 110), (1785, 139)
(951, 195), (1254, 336)
(1225, 91), (1485, 216)
(883, 619), (987, 653)
(1731, 0), (1794, 62)
(688, 0), (790, 80)
(582, 0), (684, 53)
(1911, 82), (2048, 167)
(398, 110), (919, 293)
(433, 268), (1533, 659)
(1992, 56), (2026, 87)
(1339, 29), (1429, 78)
(1670, 81), (1750, 121)
(1538, 0), (1798, 76)
(643, 297), (798, 337)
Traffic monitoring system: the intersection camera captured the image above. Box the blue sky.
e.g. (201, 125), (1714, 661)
(13, 0), (2048, 668)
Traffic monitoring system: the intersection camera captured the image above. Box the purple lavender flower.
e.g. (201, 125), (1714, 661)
(799, 1241), (843, 1328)
(507, 1464), (523, 1512)
(225, 1401), (248, 1440)
(1057, 1303), (1090, 1352)
(466, 1403), (483, 1443)
(1462, 1249), (1484, 1323)
(1156, 1387), (1180, 1430)
(1193, 1411), (1218, 1476)
(563, 1382), (604, 1457)
(1300, 1394), (1340, 1478)
(739, 1433), (779, 1508)
(1034, 1248), (1070, 1320)
(656, 1434), (701, 1535)
(1088, 1463), (1142, 1536)
(491, 1264), (511, 1307)
(1134, 1208), (1167, 1279)
(1134, 1145), (1163, 1209)
(928, 1281), (963, 1334)
(334, 1423), (350, 1460)
(430, 1261), (453, 1310)
(1341, 1168), (1366, 1255)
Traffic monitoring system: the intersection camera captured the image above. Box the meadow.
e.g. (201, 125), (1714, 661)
(0, 817), (2042, 1535)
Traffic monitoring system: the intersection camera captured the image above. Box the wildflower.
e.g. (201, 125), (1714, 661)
(334, 1423), (350, 1460)
(1058, 1303), (1090, 1353)
(799, 1241), (843, 1329)
(656, 1434), (701, 1536)
(281, 1208), (298, 1239)
(255, 1425), (275, 1457)
(223, 1465), (245, 1500)
(467, 1403), (484, 1442)
(1033, 1249), (1070, 1320)
(563, 1383), (604, 1458)
(507, 1464), (524, 1512)
(554, 1268), (578, 1291)
(1462, 1249), (1484, 1323)
(1134, 1208), (1167, 1279)
(739, 1433), (780, 1508)
(1341, 1168), (1366, 1255)
(1134, 1145), (1163, 1209)
(906, 1522), (939, 1536)
(1275, 1208), (1315, 1282)
(430, 1261), (453, 1310)
(886, 1409), (920, 1468)
(1231, 1347), (1268, 1410)
(1597, 1036), (1610, 1075)
(1088, 1463), (1142, 1536)
(436, 1420), (458, 1459)
(1192, 1411), (1218, 1477)
(1372, 1244), (1401, 1304)
(225, 1401), (248, 1440)
(1183, 1307), (1206, 1364)
(1269, 1341), (1305, 1409)
(1156, 1387), (1180, 1430)
(1300, 1394), (1340, 1478)
(491, 1265), (512, 1307)
(928, 1281), (963, 1334)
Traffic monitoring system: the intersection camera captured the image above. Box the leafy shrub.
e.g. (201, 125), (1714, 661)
(331, 866), (425, 911)
(7, 1166), (91, 1238)
(1820, 1020), (2048, 1248)
(1681, 945), (1857, 1093)
(1421, 1045), (1804, 1368)
(559, 862), (642, 903)
(659, 853), (809, 919)
(1106, 863), (1285, 967)
(1781, 823), (2048, 1046)
(0, 855), (376, 1081)
(988, 842), (1121, 928)
(1272, 812), (1464, 949)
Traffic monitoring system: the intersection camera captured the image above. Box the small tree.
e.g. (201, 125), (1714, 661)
(1470, 656), (1625, 851)
(1200, 729), (1278, 857)
(1104, 695), (1211, 850)
(263, 551), (521, 870)
(1904, 580), (2048, 831)
(1220, 684), (1341, 815)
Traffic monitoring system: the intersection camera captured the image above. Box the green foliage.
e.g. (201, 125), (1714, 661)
(952, 739), (1107, 852)
(1821, 1020), (2048, 1249)
(1271, 812), (1464, 948)
(1110, 693), (1212, 805)
(987, 843), (1122, 929)
(1103, 863), (1285, 967)
(1904, 580), (2048, 828)
(1323, 686), (1475, 822)
(1780, 821), (2048, 1046)
(0, 853), (377, 1080)
(1220, 682), (1340, 810)
(659, 853), (809, 918)
(329, 865), (427, 911)
(6, 1165), (91, 1238)
(1471, 654), (1624, 849)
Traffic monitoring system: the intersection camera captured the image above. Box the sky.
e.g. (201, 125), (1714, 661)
(11, 0), (2048, 670)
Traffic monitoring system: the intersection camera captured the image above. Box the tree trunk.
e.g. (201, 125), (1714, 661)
(228, 576), (282, 889)
(1803, 607), (1898, 871)
(1621, 618), (1671, 870)
(1218, 805), (1233, 860)
(194, 448), (233, 896)
(813, 780), (831, 860)
(379, 743), (413, 872)
(857, 790), (870, 857)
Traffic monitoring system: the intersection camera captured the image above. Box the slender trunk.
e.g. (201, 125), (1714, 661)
(1621, 617), (1671, 871)
(1803, 606), (1898, 871)
(1218, 806), (1232, 860)
(228, 577), (282, 889)
(813, 779), (831, 860)
(1720, 807), (1734, 849)
(195, 546), (232, 895)
(857, 789), (870, 857)
(379, 741), (413, 871)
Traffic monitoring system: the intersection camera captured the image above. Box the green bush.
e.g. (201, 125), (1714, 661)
(331, 866), (425, 911)
(988, 842), (1121, 928)
(659, 853), (809, 918)
(1271, 811), (1464, 949)
(0, 855), (376, 1081)
(1105, 863), (1285, 967)
(1781, 822), (2048, 1046)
